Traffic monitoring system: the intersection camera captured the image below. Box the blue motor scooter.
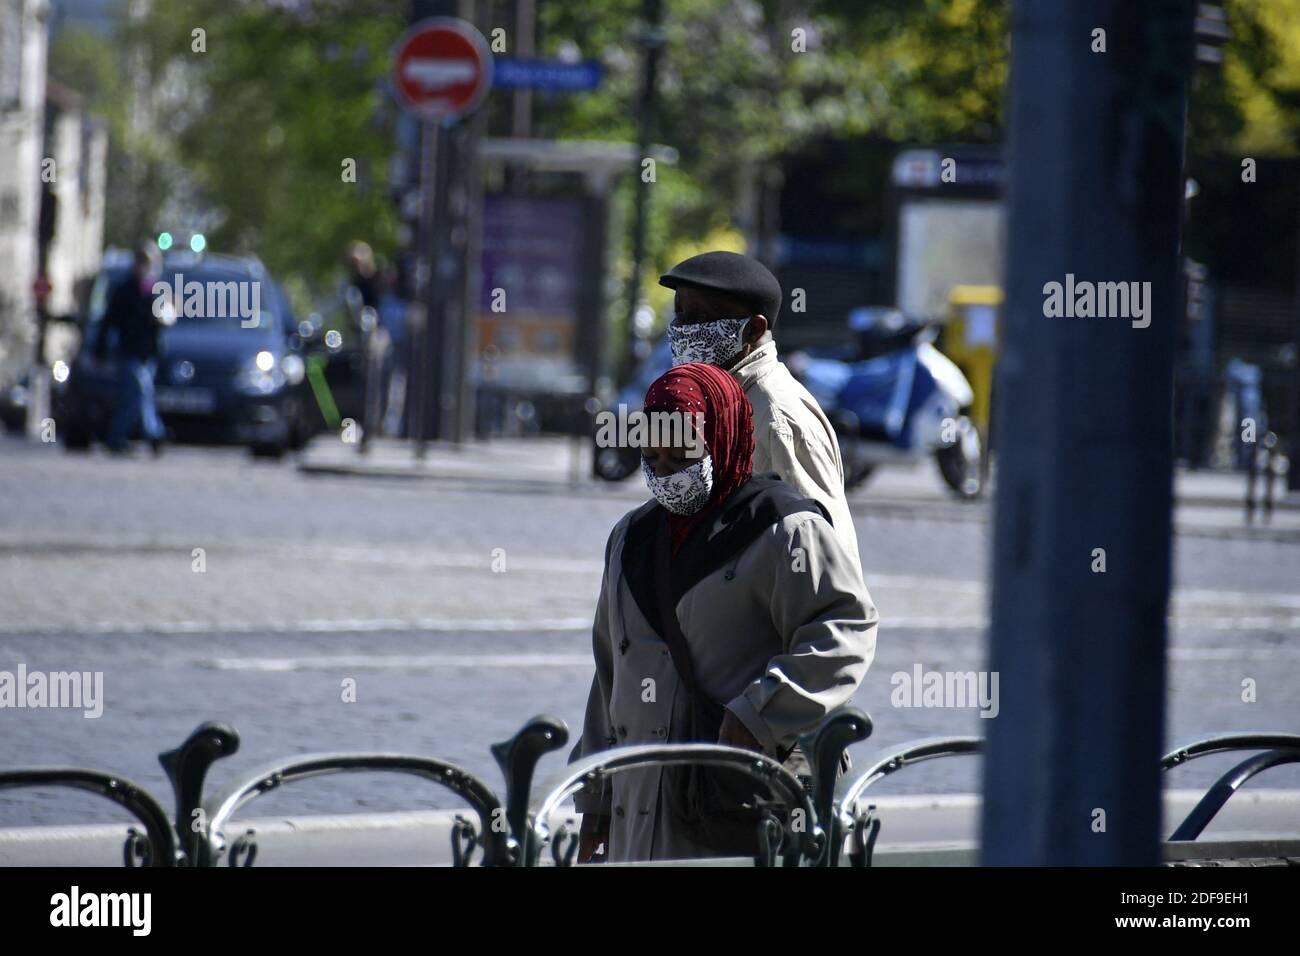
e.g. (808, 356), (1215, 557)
(788, 307), (986, 499)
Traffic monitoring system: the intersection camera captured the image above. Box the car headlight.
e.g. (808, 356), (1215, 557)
(234, 353), (286, 395)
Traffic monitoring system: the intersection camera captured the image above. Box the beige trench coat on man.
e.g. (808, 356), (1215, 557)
(730, 340), (863, 579)
(571, 494), (878, 863)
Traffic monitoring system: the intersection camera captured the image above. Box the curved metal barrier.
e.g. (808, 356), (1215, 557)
(1160, 732), (1300, 770)
(1169, 748), (1300, 841)
(529, 743), (821, 867)
(835, 736), (984, 868)
(5, 721), (1299, 866)
(0, 768), (178, 867)
(189, 715), (568, 867)
(1161, 732), (1300, 841)
(199, 752), (512, 867)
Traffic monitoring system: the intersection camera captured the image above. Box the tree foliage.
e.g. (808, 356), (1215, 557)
(60, 0), (1300, 308)
(134, 0), (407, 301)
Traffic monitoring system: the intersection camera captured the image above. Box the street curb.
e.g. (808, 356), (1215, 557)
(4, 789), (1298, 865)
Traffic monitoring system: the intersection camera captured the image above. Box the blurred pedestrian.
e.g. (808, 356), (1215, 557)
(658, 251), (863, 578)
(340, 241), (386, 442)
(342, 240), (380, 315)
(376, 263), (409, 436)
(571, 362), (878, 863)
(96, 241), (167, 455)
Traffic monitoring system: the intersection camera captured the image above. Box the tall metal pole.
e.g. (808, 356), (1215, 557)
(410, 0), (450, 456)
(511, 0), (536, 140)
(1290, 183), (1300, 492)
(982, 0), (1197, 865)
(439, 115), (467, 445)
(621, 0), (663, 381)
(410, 0), (482, 449)
(413, 118), (448, 456)
(456, 106), (487, 445)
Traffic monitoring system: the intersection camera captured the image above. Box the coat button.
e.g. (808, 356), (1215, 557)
(615, 806), (625, 818)
(724, 569), (735, 580)
(655, 726), (668, 738)
(617, 725), (628, 738)
(619, 637), (630, 655)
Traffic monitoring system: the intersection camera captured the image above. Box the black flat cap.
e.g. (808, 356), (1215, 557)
(659, 251), (782, 327)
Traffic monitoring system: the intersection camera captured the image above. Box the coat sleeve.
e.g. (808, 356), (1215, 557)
(724, 513), (878, 757)
(569, 526), (618, 815)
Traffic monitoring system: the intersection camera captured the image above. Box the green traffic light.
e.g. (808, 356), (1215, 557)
(190, 234), (207, 253)
(157, 232), (173, 250)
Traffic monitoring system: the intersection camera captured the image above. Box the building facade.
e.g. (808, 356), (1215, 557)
(0, 0), (50, 392)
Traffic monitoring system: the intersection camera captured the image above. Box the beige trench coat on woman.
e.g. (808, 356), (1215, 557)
(570, 479), (878, 863)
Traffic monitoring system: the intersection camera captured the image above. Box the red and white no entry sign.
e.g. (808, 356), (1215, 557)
(392, 17), (493, 120)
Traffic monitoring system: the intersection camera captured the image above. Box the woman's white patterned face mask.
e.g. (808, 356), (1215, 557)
(642, 454), (714, 515)
(667, 317), (750, 367)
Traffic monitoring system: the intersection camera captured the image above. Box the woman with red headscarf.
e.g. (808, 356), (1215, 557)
(571, 362), (878, 863)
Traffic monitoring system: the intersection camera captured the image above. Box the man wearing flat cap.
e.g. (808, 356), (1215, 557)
(658, 250), (862, 578)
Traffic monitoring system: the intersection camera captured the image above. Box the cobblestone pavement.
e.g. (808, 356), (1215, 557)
(1, 435), (1297, 826)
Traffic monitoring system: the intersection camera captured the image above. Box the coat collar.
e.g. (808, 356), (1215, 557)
(728, 340), (778, 393)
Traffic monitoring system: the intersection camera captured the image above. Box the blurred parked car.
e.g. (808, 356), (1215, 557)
(54, 249), (313, 457)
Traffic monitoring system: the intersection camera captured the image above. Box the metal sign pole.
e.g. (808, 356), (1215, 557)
(457, 108), (487, 444)
(399, 5), (490, 453)
(622, 0), (663, 382)
(413, 118), (441, 459)
(437, 113), (479, 447)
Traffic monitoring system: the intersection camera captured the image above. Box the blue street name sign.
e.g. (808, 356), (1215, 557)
(492, 57), (602, 92)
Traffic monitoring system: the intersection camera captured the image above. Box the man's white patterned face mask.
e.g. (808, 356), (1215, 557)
(668, 317), (750, 367)
(643, 454), (714, 515)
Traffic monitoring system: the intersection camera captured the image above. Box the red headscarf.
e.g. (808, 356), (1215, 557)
(643, 362), (754, 554)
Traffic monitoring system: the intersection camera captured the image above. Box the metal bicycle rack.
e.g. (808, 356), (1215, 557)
(3, 720), (1297, 867)
(0, 715), (567, 868)
(834, 736), (984, 868)
(186, 716), (570, 867)
(199, 753), (511, 867)
(0, 767), (179, 867)
(530, 744), (819, 867)
(1161, 732), (1300, 842)
(525, 708), (873, 868)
